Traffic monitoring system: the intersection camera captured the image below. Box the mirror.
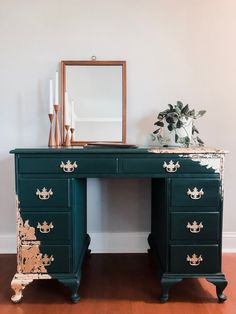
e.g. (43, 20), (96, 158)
(61, 60), (126, 145)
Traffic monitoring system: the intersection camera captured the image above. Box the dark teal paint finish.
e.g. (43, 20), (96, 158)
(169, 244), (220, 273)
(170, 212), (220, 241)
(21, 212), (71, 241)
(171, 178), (220, 208)
(10, 148), (227, 303)
(19, 179), (70, 209)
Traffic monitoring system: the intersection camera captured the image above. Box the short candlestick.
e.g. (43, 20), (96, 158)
(48, 114), (56, 147)
(70, 127), (75, 143)
(54, 104), (61, 147)
(64, 125), (71, 147)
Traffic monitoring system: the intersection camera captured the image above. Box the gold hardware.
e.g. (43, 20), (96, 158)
(41, 254), (54, 266)
(37, 221), (54, 234)
(186, 221), (203, 233)
(60, 160), (78, 173)
(187, 187), (204, 199)
(36, 188), (53, 200)
(163, 160), (180, 173)
(21, 244), (54, 273)
(186, 254), (203, 266)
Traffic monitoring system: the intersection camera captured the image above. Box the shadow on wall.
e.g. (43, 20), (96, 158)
(136, 111), (159, 146)
(0, 155), (16, 234)
(87, 178), (151, 232)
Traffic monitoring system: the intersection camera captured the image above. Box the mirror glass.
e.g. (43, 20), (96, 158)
(61, 61), (126, 145)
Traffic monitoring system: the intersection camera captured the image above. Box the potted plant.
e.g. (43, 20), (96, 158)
(152, 101), (206, 147)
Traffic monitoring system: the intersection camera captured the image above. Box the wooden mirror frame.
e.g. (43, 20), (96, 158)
(61, 60), (126, 146)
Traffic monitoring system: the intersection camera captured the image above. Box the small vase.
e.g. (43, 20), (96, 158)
(162, 117), (193, 147)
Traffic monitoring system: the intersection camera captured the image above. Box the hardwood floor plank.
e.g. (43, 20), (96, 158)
(0, 253), (235, 314)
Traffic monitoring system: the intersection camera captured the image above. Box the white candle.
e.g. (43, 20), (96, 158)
(55, 71), (59, 104)
(71, 100), (74, 128)
(49, 79), (53, 114)
(65, 91), (68, 125)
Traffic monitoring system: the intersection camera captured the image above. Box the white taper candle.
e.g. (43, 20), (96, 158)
(55, 71), (59, 104)
(49, 79), (53, 114)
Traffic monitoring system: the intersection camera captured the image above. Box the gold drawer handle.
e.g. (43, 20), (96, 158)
(163, 160), (180, 173)
(186, 221), (203, 233)
(36, 188), (53, 200)
(187, 187), (204, 199)
(37, 221), (54, 233)
(186, 254), (203, 266)
(60, 160), (78, 173)
(42, 254), (54, 266)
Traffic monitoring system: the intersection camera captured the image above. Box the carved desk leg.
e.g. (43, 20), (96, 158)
(11, 275), (33, 303)
(58, 277), (81, 303)
(160, 276), (182, 303)
(207, 275), (228, 303)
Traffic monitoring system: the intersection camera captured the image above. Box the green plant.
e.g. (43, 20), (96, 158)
(152, 101), (206, 147)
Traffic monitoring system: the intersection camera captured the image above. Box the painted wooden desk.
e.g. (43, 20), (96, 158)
(10, 147), (228, 303)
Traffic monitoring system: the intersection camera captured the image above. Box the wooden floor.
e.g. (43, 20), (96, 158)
(0, 253), (235, 314)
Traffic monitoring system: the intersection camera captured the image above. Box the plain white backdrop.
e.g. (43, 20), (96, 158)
(0, 0), (235, 252)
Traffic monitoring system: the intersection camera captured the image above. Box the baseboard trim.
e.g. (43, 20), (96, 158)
(1, 232), (236, 254)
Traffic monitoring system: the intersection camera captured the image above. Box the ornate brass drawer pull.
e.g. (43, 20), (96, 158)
(37, 221), (54, 233)
(60, 160), (78, 173)
(36, 188), (53, 200)
(186, 221), (203, 233)
(187, 187), (204, 199)
(186, 254), (203, 266)
(42, 254), (54, 266)
(163, 160), (180, 173)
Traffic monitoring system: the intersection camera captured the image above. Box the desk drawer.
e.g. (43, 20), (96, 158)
(19, 157), (117, 174)
(119, 158), (218, 174)
(170, 245), (220, 273)
(171, 178), (220, 207)
(170, 212), (220, 241)
(21, 212), (71, 241)
(21, 244), (71, 274)
(19, 179), (70, 208)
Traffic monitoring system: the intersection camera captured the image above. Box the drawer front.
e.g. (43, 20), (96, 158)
(170, 245), (220, 273)
(21, 212), (71, 241)
(21, 244), (71, 274)
(19, 179), (70, 208)
(119, 157), (218, 174)
(171, 212), (220, 241)
(171, 178), (220, 208)
(19, 157), (117, 174)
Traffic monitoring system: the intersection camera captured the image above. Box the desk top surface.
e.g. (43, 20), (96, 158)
(10, 146), (227, 155)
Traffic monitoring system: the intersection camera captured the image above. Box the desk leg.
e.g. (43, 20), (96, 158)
(58, 277), (81, 303)
(160, 275), (182, 303)
(206, 275), (228, 303)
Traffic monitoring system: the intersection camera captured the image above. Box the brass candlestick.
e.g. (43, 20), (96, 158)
(70, 127), (75, 143)
(54, 104), (61, 146)
(64, 125), (71, 147)
(48, 113), (56, 147)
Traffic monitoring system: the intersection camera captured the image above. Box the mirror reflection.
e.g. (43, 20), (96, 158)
(61, 61), (126, 145)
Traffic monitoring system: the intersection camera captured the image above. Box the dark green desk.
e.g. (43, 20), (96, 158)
(10, 147), (228, 303)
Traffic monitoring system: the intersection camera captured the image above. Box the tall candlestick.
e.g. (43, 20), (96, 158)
(55, 71), (59, 104)
(49, 79), (53, 114)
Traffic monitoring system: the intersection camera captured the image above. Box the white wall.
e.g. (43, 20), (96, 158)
(1, 0), (236, 252)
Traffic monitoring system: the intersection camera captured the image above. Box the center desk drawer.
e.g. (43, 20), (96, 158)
(19, 157), (117, 174)
(19, 179), (70, 208)
(171, 178), (220, 207)
(119, 158), (218, 174)
(21, 212), (71, 241)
